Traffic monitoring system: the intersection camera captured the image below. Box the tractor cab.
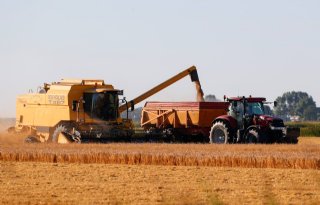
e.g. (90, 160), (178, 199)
(227, 97), (268, 129)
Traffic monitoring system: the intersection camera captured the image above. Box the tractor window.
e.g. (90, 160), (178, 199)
(84, 92), (119, 121)
(246, 102), (264, 115)
(230, 101), (244, 115)
(228, 101), (245, 128)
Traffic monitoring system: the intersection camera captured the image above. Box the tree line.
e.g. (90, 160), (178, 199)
(274, 91), (318, 121)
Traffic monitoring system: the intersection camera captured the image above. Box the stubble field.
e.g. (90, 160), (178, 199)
(0, 133), (319, 204)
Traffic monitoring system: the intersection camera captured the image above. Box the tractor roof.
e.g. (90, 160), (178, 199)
(228, 97), (266, 103)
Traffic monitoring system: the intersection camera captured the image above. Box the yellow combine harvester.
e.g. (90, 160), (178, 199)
(10, 66), (204, 143)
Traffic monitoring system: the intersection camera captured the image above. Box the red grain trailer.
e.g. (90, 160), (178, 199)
(141, 102), (229, 141)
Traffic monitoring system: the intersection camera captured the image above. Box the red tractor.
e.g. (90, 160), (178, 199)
(209, 96), (300, 144)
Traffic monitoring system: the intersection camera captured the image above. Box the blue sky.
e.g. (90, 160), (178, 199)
(0, 0), (319, 117)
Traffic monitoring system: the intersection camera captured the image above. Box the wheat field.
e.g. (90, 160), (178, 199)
(0, 133), (319, 169)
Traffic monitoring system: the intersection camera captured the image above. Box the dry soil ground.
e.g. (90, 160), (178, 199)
(0, 162), (319, 205)
(0, 135), (319, 204)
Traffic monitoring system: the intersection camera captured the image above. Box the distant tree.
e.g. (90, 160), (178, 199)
(274, 91), (317, 121)
(303, 106), (317, 121)
(204, 94), (221, 102)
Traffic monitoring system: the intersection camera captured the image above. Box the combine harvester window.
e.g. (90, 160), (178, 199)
(84, 92), (119, 121)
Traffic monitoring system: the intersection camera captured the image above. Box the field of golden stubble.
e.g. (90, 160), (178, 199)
(0, 133), (319, 204)
(0, 133), (319, 169)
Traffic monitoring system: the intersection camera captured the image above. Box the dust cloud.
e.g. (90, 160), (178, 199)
(0, 118), (24, 144)
(0, 133), (25, 144)
(0, 118), (15, 132)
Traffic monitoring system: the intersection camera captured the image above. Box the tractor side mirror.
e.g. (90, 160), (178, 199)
(72, 100), (77, 112)
(274, 101), (278, 107)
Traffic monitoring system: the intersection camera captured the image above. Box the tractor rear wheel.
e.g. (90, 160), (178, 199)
(209, 121), (230, 144)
